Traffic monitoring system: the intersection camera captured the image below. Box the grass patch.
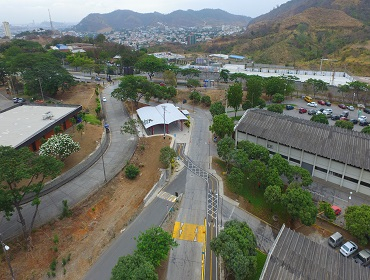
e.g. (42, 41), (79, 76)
(84, 114), (101, 125)
(252, 250), (267, 280)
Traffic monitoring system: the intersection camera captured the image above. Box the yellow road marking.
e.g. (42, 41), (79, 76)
(172, 221), (206, 243)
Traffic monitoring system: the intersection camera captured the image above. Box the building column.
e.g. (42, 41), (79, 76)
(151, 126), (154, 135)
(312, 154), (318, 176)
(325, 159), (332, 182)
(180, 120), (183, 131)
(340, 163), (347, 187)
(356, 168), (364, 192)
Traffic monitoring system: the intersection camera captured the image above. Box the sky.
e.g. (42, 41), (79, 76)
(3, 0), (290, 25)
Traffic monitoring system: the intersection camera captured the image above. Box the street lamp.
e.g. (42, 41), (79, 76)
(0, 233), (15, 280)
(348, 191), (353, 205)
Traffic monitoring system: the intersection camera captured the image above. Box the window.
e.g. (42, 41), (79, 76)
(269, 151), (276, 155)
(290, 158), (300, 164)
(281, 155), (288, 159)
(315, 166), (327, 173)
(329, 171), (342, 178)
(361, 181), (370, 188)
(343, 176), (358, 184)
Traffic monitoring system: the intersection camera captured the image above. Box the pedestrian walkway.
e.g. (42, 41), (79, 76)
(0, 84), (137, 240)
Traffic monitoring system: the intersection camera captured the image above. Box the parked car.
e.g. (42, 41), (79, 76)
(347, 105), (355, 111)
(318, 108), (325, 112)
(331, 205), (342, 215)
(12, 97), (25, 103)
(285, 105), (294, 110)
(328, 232), (343, 248)
(307, 102), (318, 107)
(323, 111), (332, 117)
(364, 108), (370, 114)
(353, 249), (370, 266)
(340, 241), (358, 257)
(350, 119), (358, 124)
(316, 111), (323, 115)
(308, 109), (318, 115)
(304, 96), (313, 103)
(318, 100), (325, 105)
(358, 116), (368, 122)
(331, 115), (340, 120)
(323, 108), (333, 114)
(340, 117), (349, 121)
(102, 97), (107, 102)
(338, 104), (347, 109)
(340, 111), (349, 118)
(325, 101), (332, 106)
(299, 108), (307, 114)
(359, 120), (369, 126)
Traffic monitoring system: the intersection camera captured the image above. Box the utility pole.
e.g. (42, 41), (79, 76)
(162, 105), (166, 139)
(0, 233), (15, 280)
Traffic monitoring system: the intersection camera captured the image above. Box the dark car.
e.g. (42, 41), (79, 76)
(353, 249), (370, 266)
(299, 108), (307, 114)
(359, 120), (369, 126)
(308, 109), (318, 115)
(350, 119), (358, 124)
(364, 108), (370, 114)
(285, 105), (294, 110)
(331, 115), (340, 120)
(318, 100), (325, 105)
(338, 104), (347, 109)
(325, 101), (332, 106)
(318, 108), (325, 112)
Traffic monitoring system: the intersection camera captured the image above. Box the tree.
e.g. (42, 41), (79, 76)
(264, 168), (284, 189)
(290, 165), (313, 186)
(319, 201), (336, 221)
(111, 254), (158, 280)
(210, 220), (257, 280)
(264, 76), (287, 97)
(267, 104), (283, 114)
(231, 149), (249, 171)
(227, 167), (245, 193)
(159, 146), (177, 168)
(264, 185), (282, 209)
(125, 164), (140, 179)
(268, 153), (292, 179)
(163, 70), (177, 87)
(121, 119), (139, 136)
(237, 140), (269, 164)
(209, 101), (225, 117)
(186, 78), (201, 88)
(219, 69), (230, 83)
(76, 123), (85, 139)
(209, 114), (234, 139)
(135, 226), (178, 267)
(39, 134), (80, 161)
(345, 205), (370, 245)
(271, 93), (285, 103)
(305, 78), (328, 98)
(217, 136), (235, 171)
(180, 68), (201, 80)
(310, 114), (329, 124)
(189, 91), (202, 104)
(361, 126), (370, 134)
(111, 75), (153, 107)
(246, 160), (266, 185)
(227, 82), (243, 117)
(0, 146), (63, 250)
(135, 54), (168, 80)
(246, 76), (263, 107)
(282, 187), (317, 226)
(335, 120), (354, 130)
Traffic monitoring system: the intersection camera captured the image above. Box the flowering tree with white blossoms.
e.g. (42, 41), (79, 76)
(39, 134), (80, 161)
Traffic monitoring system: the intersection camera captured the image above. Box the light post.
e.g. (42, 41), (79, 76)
(348, 191), (353, 206)
(162, 105), (166, 139)
(38, 78), (44, 101)
(352, 93), (356, 106)
(0, 233), (15, 280)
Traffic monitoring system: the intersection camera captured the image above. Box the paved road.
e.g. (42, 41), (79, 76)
(0, 85), (137, 240)
(84, 168), (188, 280)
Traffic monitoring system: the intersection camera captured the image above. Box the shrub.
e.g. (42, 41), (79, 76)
(272, 93), (285, 103)
(125, 164), (140, 179)
(201, 95), (211, 106)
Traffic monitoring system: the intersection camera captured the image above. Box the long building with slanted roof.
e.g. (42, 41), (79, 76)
(234, 109), (370, 196)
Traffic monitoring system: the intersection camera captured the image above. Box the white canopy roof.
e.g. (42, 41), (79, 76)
(136, 103), (188, 129)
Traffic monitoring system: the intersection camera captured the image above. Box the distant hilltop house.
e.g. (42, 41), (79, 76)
(151, 52), (185, 62)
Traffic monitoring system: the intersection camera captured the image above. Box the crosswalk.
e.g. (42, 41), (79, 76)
(157, 191), (177, 202)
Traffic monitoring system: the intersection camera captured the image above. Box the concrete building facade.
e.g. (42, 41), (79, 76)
(235, 109), (370, 196)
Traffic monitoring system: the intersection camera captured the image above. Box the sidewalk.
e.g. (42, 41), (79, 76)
(0, 84), (138, 240)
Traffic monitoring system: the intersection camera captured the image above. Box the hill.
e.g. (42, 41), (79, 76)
(74, 9), (251, 32)
(197, 0), (370, 76)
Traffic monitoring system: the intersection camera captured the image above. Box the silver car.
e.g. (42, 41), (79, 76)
(340, 241), (358, 257)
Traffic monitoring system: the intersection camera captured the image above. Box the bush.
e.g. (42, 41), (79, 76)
(60, 200), (72, 219)
(125, 164), (140, 179)
(201, 95), (211, 106)
(319, 201), (336, 221)
(272, 93), (285, 103)
(267, 104), (284, 114)
(159, 147), (177, 168)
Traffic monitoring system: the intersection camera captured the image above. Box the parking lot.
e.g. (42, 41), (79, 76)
(282, 97), (368, 132)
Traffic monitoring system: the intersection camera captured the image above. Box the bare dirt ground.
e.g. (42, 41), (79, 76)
(0, 83), (172, 280)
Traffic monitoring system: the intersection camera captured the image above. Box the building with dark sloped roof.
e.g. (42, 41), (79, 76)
(234, 109), (370, 196)
(260, 225), (370, 280)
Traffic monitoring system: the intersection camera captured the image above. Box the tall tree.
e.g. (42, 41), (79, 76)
(219, 69), (230, 83)
(135, 226), (178, 268)
(209, 101), (225, 117)
(135, 54), (168, 80)
(209, 114), (234, 139)
(210, 220), (257, 280)
(264, 185), (282, 209)
(0, 146), (63, 250)
(345, 205), (370, 245)
(217, 136), (235, 171)
(111, 254), (158, 280)
(227, 82), (243, 117)
(305, 78), (328, 98)
(246, 75), (263, 107)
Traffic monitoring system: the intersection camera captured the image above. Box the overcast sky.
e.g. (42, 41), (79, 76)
(3, 0), (290, 25)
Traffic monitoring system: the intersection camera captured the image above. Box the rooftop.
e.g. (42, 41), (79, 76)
(0, 104), (81, 148)
(235, 109), (370, 171)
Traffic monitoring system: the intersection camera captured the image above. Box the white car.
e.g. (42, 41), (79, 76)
(340, 241), (358, 257)
(323, 108), (333, 114)
(358, 115), (367, 122)
(102, 97), (107, 102)
(307, 102), (317, 107)
(347, 105), (355, 111)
